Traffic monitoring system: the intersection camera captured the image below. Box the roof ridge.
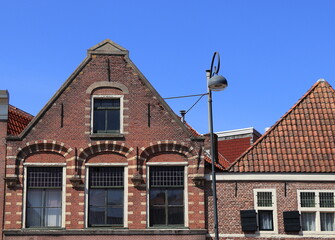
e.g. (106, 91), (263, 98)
(9, 104), (34, 118)
(227, 79), (331, 172)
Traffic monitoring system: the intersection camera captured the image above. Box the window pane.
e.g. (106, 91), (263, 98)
(90, 189), (106, 206)
(27, 189), (43, 207)
(93, 110), (106, 133)
(28, 167), (62, 188)
(45, 189), (61, 207)
(90, 167), (124, 187)
(89, 207), (105, 225)
(26, 208), (42, 227)
(258, 210), (273, 230)
(168, 189), (183, 205)
(94, 99), (103, 108)
(150, 167), (184, 187)
(45, 208), (61, 227)
(301, 212), (316, 231)
(150, 189), (165, 205)
(320, 192), (334, 208)
(257, 192), (272, 207)
(150, 206), (165, 226)
(106, 110), (120, 132)
(168, 206), (184, 225)
(107, 189), (123, 205)
(300, 192), (315, 207)
(94, 99), (120, 108)
(107, 207), (123, 225)
(321, 212), (335, 231)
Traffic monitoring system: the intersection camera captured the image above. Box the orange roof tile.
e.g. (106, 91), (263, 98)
(229, 80), (335, 173)
(204, 155), (225, 171)
(7, 105), (34, 136)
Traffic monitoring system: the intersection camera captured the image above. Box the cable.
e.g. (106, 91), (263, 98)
(163, 93), (208, 99)
(185, 93), (206, 114)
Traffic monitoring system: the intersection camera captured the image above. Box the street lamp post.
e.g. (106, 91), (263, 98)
(206, 52), (228, 240)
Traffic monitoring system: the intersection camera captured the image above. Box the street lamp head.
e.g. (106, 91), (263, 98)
(208, 74), (228, 91)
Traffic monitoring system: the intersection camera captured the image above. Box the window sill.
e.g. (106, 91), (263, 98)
(4, 228), (207, 236)
(89, 133), (125, 140)
(148, 226), (188, 229)
(20, 227), (65, 231)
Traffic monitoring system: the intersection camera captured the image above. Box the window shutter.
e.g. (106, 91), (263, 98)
(283, 211), (301, 232)
(240, 210), (257, 231)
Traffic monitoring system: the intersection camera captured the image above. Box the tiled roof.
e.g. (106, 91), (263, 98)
(8, 105), (34, 136)
(204, 155), (226, 171)
(229, 80), (335, 173)
(184, 121), (202, 137)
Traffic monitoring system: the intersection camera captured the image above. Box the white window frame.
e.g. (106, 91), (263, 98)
(146, 162), (188, 228)
(253, 189), (278, 234)
(22, 163), (67, 228)
(91, 95), (124, 134)
(298, 190), (335, 233)
(85, 163), (128, 228)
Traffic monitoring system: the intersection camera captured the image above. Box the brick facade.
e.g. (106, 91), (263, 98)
(2, 40), (207, 240)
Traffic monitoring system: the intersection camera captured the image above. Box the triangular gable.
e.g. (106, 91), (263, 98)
(11, 39), (200, 140)
(228, 79), (335, 173)
(87, 39), (128, 55)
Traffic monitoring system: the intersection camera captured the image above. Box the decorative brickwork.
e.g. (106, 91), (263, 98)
(3, 40), (205, 240)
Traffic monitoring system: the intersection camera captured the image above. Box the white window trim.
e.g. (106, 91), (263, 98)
(22, 165), (66, 228)
(91, 95), (124, 134)
(85, 163), (128, 166)
(253, 189), (278, 234)
(146, 162), (188, 166)
(146, 164), (188, 228)
(298, 190), (335, 234)
(85, 164), (128, 228)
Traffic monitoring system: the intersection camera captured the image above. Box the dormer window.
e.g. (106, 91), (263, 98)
(92, 95), (123, 134)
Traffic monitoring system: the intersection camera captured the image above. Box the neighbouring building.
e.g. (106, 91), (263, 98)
(1, 40), (208, 240)
(215, 128), (261, 169)
(207, 79), (335, 239)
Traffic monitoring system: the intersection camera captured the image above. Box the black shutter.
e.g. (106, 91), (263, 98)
(283, 211), (301, 232)
(240, 210), (257, 232)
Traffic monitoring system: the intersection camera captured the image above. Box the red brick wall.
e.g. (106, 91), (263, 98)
(3, 53), (206, 238)
(206, 180), (335, 239)
(217, 137), (251, 163)
(0, 120), (7, 240)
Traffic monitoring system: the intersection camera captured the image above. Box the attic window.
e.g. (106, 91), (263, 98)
(92, 95), (123, 134)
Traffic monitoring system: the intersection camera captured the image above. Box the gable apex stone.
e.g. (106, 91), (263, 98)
(87, 39), (128, 56)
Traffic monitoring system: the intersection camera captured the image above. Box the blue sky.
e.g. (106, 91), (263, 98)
(1, 0), (335, 134)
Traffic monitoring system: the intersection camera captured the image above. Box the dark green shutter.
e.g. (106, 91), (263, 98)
(240, 210), (257, 231)
(283, 211), (301, 232)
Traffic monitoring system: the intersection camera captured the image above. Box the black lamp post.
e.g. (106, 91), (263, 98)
(206, 52), (228, 240)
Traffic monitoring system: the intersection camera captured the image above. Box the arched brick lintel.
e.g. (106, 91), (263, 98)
(16, 141), (73, 161)
(78, 142), (134, 162)
(140, 142), (196, 161)
(86, 81), (129, 94)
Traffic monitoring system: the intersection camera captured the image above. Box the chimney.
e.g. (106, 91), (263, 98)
(0, 90), (9, 121)
(180, 110), (186, 123)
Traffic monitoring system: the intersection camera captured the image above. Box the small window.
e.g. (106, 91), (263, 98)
(93, 98), (121, 133)
(254, 190), (276, 232)
(26, 167), (62, 228)
(149, 166), (184, 227)
(88, 167), (124, 227)
(299, 190), (335, 232)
